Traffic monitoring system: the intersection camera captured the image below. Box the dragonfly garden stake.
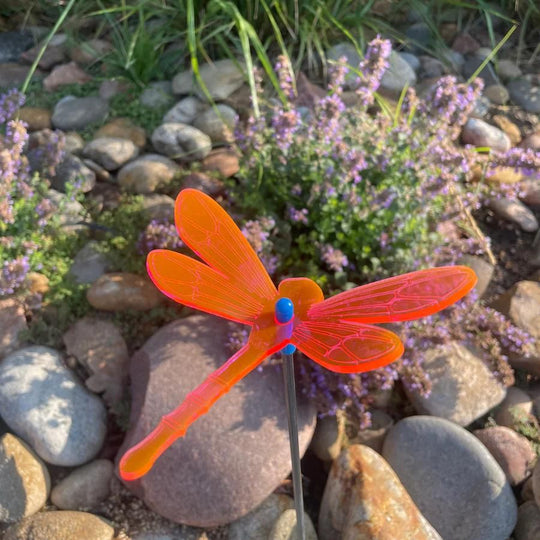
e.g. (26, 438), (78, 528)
(119, 189), (477, 539)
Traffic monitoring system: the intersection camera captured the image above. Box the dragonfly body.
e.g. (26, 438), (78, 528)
(119, 189), (477, 481)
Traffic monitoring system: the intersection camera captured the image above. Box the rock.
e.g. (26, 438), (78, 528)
(181, 172), (224, 196)
(163, 96), (206, 124)
(87, 273), (162, 311)
(193, 104), (238, 143)
(0, 433), (50, 523)
(491, 114), (521, 145)
(141, 194), (176, 222)
(0, 63), (43, 88)
(494, 386), (534, 429)
(457, 254), (494, 298)
(268, 508), (317, 540)
(479, 166), (524, 185)
(487, 198), (538, 233)
(473, 426), (536, 485)
(43, 62), (92, 92)
(52, 96), (109, 131)
(531, 456), (540, 507)
(118, 316), (316, 526)
(3, 510), (115, 540)
(140, 81), (175, 108)
(83, 137), (139, 171)
(405, 22), (433, 54)
(64, 131), (85, 154)
(99, 79), (129, 101)
(514, 501), (540, 540)
(484, 84), (509, 105)
(63, 317), (128, 406)
(0, 346), (107, 465)
(383, 416), (517, 540)
(326, 42), (362, 89)
(319, 444), (441, 540)
(94, 118), (146, 149)
(151, 123), (212, 161)
(508, 78), (540, 113)
(350, 409), (394, 453)
(295, 72), (327, 109)
(172, 59), (246, 101)
(452, 32), (480, 55)
(379, 51), (417, 98)
(419, 55), (444, 78)
(68, 38), (112, 65)
(69, 242), (109, 285)
(50, 459), (114, 510)
(228, 493), (294, 540)
(201, 148), (239, 178)
(25, 272), (49, 295)
(520, 131), (540, 152)
(469, 95), (490, 119)
(0, 31), (34, 63)
(522, 476), (535, 502)
(47, 189), (86, 232)
(0, 299), (27, 359)
(405, 341), (506, 426)
(462, 55), (498, 86)
(52, 154), (96, 193)
(17, 107), (52, 131)
(82, 158), (112, 182)
(497, 59), (522, 81)
(117, 154), (181, 193)
(461, 118), (511, 152)
(309, 415), (344, 462)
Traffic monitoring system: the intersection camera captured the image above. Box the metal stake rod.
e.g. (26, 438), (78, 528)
(282, 352), (306, 540)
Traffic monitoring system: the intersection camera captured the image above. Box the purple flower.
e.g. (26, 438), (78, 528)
(137, 220), (184, 254)
(0, 256), (30, 296)
(321, 244), (349, 272)
(355, 36), (392, 107)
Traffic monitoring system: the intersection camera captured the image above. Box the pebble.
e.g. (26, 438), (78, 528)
(140, 81), (175, 108)
(52, 154), (96, 193)
(50, 459), (114, 510)
(497, 59), (522, 81)
(141, 193), (176, 222)
(508, 78), (540, 113)
(494, 386), (534, 429)
(419, 55), (444, 78)
(461, 118), (511, 152)
(17, 107), (52, 131)
(0, 63), (42, 88)
(117, 154), (181, 193)
(405, 341), (506, 426)
(462, 55), (498, 86)
(309, 415), (344, 462)
(47, 189), (86, 232)
(487, 198), (539, 233)
(201, 148), (240, 178)
(0, 433), (50, 523)
(452, 32), (480, 55)
(457, 254), (494, 298)
(163, 96), (207, 124)
(68, 242), (110, 285)
(319, 444), (441, 540)
(520, 131), (540, 151)
(63, 316), (128, 406)
(484, 84), (509, 105)
(119, 316), (316, 527)
(0, 31), (34, 63)
(64, 131), (85, 154)
(181, 172), (224, 196)
(172, 58), (246, 101)
(0, 346), (107, 465)
(350, 409), (394, 453)
(83, 137), (139, 171)
(68, 38), (112, 65)
(43, 61), (92, 92)
(405, 22), (433, 53)
(228, 493), (294, 540)
(151, 123), (212, 161)
(94, 118), (147, 149)
(3, 510), (115, 540)
(514, 501), (540, 540)
(25, 272), (49, 295)
(193, 104), (238, 143)
(382, 415), (517, 540)
(0, 298), (27, 359)
(379, 51), (417, 98)
(400, 52), (420, 72)
(87, 273), (163, 311)
(473, 426), (536, 485)
(491, 114), (521, 145)
(99, 79), (129, 101)
(52, 96), (109, 131)
(268, 508), (317, 540)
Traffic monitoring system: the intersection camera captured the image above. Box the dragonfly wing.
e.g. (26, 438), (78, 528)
(147, 249), (270, 324)
(175, 189), (277, 302)
(291, 320), (404, 373)
(308, 266), (477, 324)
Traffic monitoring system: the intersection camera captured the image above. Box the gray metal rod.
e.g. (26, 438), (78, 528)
(282, 352), (306, 540)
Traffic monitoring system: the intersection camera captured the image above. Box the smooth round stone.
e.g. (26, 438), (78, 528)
(473, 426), (536, 485)
(484, 84), (509, 105)
(461, 118), (511, 153)
(268, 509), (317, 540)
(492, 114), (521, 145)
(456, 255), (494, 298)
(508, 78), (540, 113)
(52, 154), (96, 193)
(0, 298), (27, 359)
(51, 459), (114, 510)
(326, 42), (362, 89)
(140, 81), (174, 108)
(163, 96), (206, 124)
(193, 104), (238, 143)
(520, 131), (540, 151)
(43, 62), (92, 92)
(69, 241), (110, 285)
(494, 386), (533, 429)
(0, 433), (50, 523)
(0, 346), (107, 466)
(379, 51), (417, 98)
(201, 148), (239, 178)
(117, 154), (181, 193)
(94, 118), (147, 149)
(52, 96), (109, 131)
(87, 273), (162, 311)
(17, 107), (52, 131)
(83, 137), (139, 171)
(141, 194), (175, 222)
(487, 198), (539, 233)
(382, 416), (517, 540)
(118, 316), (316, 527)
(515, 501), (540, 540)
(309, 415), (344, 462)
(69, 38), (112, 65)
(151, 123), (211, 161)
(3, 510), (115, 540)
(497, 59), (522, 81)
(0, 31), (34, 63)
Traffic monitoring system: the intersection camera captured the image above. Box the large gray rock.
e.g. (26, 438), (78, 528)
(379, 51), (417, 98)
(82, 137), (139, 171)
(461, 118), (511, 152)
(383, 416), (517, 540)
(52, 96), (109, 131)
(0, 346), (107, 466)
(508, 78), (540, 113)
(117, 154), (181, 194)
(193, 104), (238, 143)
(118, 315), (316, 527)
(151, 123), (211, 161)
(326, 42), (362, 89)
(68, 241), (110, 285)
(52, 154), (96, 193)
(163, 96), (206, 124)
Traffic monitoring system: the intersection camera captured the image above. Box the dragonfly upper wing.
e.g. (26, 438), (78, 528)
(291, 320), (404, 373)
(308, 266), (477, 324)
(175, 189), (277, 302)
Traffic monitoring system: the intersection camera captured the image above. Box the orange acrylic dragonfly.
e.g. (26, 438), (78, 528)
(119, 188), (477, 481)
